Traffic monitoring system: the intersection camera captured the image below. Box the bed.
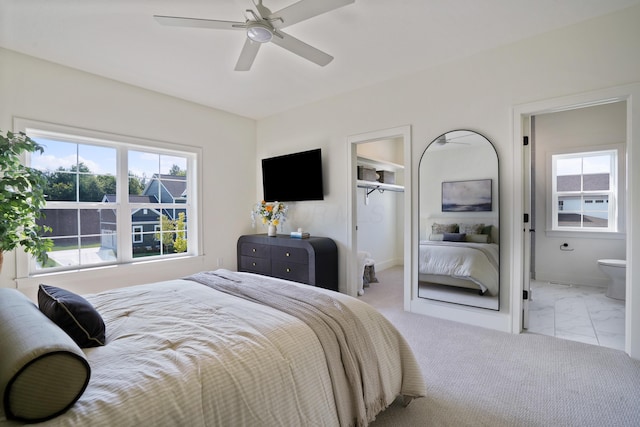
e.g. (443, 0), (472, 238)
(418, 240), (499, 295)
(418, 220), (499, 296)
(0, 269), (425, 426)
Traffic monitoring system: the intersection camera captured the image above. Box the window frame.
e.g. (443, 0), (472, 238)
(546, 143), (625, 237)
(14, 119), (201, 278)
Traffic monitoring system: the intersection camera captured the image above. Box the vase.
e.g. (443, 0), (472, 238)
(267, 224), (277, 237)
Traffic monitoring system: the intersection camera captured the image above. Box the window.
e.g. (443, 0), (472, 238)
(24, 124), (197, 274)
(132, 226), (144, 243)
(550, 148), (619, 232)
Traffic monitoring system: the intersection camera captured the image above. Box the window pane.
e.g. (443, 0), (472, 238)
(44, 171), (77, 202)
(80, 236), (116, 264)
(557, 196), (581, 213)
(556, 157), (581, 176)
(100, 230), (117, 256)
(131, 210), (162, 258)
(130, 209), (188, 257)
(583, 217), (608, 228)
(557, 175), (581, 191)
(128, 152), (188, 203)
(583, 173), (609, 191)
(31, 139), (77, 173)
(583, 154), (610, 174)
(78, 144), (116, 176)
(557, 213), (582, 227)
(44, 236), (80, 269)
(79, 173), (117, 202)
(38, 209), (78, 237)
(33, 139), (117, 202)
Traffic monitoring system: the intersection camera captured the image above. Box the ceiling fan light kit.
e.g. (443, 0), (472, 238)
(246, 23), (273, 43)
(154, 0), (355, 71)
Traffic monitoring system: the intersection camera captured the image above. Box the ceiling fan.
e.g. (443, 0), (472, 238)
(154, 0), (355, 71)
(435, 135), (470, 145)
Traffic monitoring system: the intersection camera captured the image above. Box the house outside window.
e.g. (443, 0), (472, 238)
(23, 123), (197, 274)
(550, 148), (620, 232)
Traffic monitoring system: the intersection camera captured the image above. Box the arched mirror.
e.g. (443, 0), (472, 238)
(418, 130), (499, 310)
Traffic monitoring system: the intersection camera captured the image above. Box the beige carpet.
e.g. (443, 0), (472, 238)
(360, 266), (640, 426)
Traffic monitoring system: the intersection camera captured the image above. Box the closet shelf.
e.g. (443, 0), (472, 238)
(356, 156), (404, 171)
(357, 180), (404, 193)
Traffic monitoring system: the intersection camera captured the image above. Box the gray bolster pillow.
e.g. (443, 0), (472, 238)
(0, 288), (91, 423)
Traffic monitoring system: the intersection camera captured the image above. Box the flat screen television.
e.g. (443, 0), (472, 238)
(262, 148), (324, 202)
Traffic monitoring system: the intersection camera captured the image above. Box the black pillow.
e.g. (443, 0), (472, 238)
(38, 284), (105, 348)
(443, 232), (467, 242)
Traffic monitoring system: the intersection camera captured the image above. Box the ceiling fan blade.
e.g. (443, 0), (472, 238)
(154, 15), (245, 31)
(270, 31), (333, 66)
(269, 0), (354, 28)
(235, 39), (261, 71)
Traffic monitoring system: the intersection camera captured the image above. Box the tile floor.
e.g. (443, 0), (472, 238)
(526, 279), (625, 351)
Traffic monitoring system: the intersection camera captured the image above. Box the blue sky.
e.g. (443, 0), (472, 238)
(31, 137), (187, 177)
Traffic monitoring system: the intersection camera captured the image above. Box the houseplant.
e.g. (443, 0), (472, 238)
(251, 200), (287, 236)
(0, 130), (52, 271)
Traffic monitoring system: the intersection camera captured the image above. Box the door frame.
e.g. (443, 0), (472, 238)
(346, 125), (411, 302)
(511, 84), (639, 358)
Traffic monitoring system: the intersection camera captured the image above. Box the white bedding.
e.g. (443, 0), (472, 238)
(418, 241), (499, 295)
(5, 270), (425, 426)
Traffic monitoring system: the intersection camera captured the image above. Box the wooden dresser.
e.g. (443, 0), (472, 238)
(237, 234), (338, 291)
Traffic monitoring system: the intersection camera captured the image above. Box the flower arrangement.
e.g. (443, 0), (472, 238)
(251, 200), (288, 228)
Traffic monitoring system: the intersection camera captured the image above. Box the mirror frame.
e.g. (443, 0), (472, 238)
(417, 129), (500, 310)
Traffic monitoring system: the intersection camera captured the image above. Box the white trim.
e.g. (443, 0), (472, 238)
(511, 83), (640, 359)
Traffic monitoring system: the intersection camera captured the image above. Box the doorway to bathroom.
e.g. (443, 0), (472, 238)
(523, 101), (627, 351)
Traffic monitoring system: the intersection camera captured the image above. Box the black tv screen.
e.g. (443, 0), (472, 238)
(262, 148), (324, 202)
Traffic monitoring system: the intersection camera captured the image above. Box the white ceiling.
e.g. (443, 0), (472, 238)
(2, 0), (639, 119)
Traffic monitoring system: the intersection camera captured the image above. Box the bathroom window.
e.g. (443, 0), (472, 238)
(550, 148), (620, 232)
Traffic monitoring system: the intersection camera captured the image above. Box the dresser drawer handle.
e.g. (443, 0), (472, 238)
(252, 262), (257, 266)
(286, 252), (290, 257)
(252, 248), (256, 252)
(286, 268), (291, 273)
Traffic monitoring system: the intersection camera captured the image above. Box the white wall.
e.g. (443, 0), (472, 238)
(0, 48), (257, 298)
(533, 102), (627, 287)
(256, 4), (640, 336)
(419, 144), (499, 240)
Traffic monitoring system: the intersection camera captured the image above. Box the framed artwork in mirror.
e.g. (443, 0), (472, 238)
(442, 179), (492, 212)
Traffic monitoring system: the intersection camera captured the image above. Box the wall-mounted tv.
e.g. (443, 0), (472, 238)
(262, 148), (324, 202)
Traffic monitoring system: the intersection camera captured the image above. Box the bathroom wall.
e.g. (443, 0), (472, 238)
(533, 102), (627, 287)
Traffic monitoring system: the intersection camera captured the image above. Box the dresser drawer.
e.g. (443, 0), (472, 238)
(237, 235), (337, 291)
(271, 261), (309, 284)
(239, 242), (270, 258)
(239, 256), (271, 275)
(271, 246), (307, 263)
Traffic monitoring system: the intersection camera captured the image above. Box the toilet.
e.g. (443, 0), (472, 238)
(597, 259), (626, 300)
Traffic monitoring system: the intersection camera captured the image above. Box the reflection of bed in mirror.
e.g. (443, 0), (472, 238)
(418, 240), (499, 295)
(418, 219), (499, 297)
